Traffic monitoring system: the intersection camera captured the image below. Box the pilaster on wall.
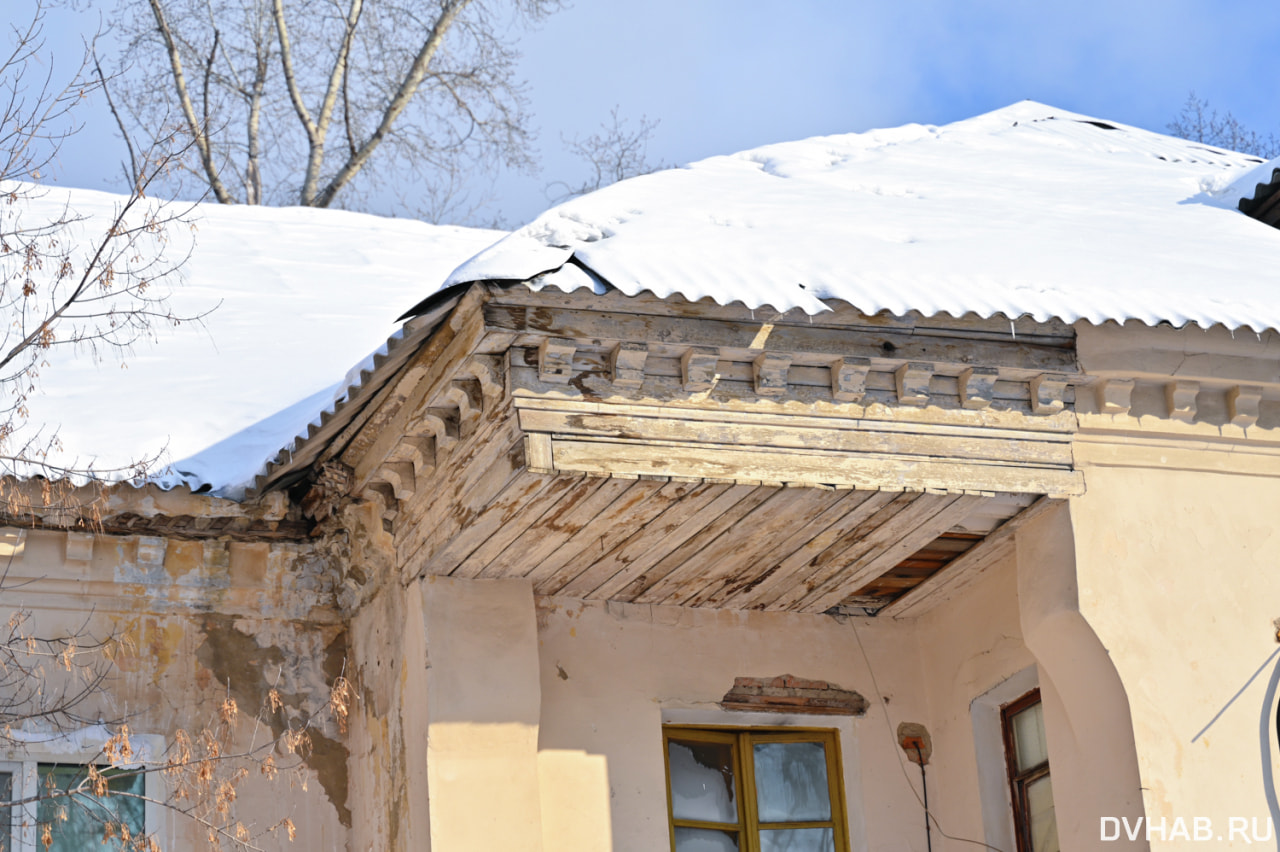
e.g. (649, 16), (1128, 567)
(1014, 505), (1147, 851)
(420, 576), (545, 852)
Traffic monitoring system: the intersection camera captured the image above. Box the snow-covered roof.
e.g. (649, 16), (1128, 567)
(445, 101), (1280, 332)
(20, 101), (1280, 503)
(14, 186), (499, 498)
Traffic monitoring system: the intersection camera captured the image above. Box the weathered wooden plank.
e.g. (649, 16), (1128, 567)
(393, 405), (520, 556)
(659, 486), (847, 608)
(537, 479), (705, 594)
(587, 482), (768, 602)
(484, 284), (1076, 344)
(795, 494), (985, 613)
(517, 408), (1073, 467)
(627, 486), (778, 604)
(484, 304), (1076, 372)
(511, 367), (1078, 429)
(514, 393), (1077, 438)
(559, 481), (732, 599)
(400, 438), (526, 579)
(526, 432), (554, 472)
(423, 469), (561, 578)
(489, 476), (638, 580)
(345, 289), (490, 489)
(692, 489), (882, 608)
(761, 493), (935, 611)
(522, 478), (667, 593)
(456, 473), (590, 579)
(393, 394), (516, 529)
(508, 347), (1082, 408)
(549, 438), (1085, 497)
(395, 414), (523, 567)
(881, 497), (1059, 619)
(723, 491), (900, 610)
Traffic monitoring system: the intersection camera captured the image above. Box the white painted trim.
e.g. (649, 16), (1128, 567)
(970, 665), (1040, 852)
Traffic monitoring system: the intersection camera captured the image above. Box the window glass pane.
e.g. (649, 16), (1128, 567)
(37, 765), (144, 851)
(674, 826), (739, 851)
(759, 827), (836, 852)
(668, 739), (738, 824)
(1026, 775), (1060, 852)
(1011, 702), (1048, 772)
(753, 741), (831, 823)
(0, 771), (11, 852)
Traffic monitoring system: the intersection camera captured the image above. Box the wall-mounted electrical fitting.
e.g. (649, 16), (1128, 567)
(897, 721), (932, 765)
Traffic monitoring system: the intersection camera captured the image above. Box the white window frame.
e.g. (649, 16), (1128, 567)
(0, 726), (164, 851)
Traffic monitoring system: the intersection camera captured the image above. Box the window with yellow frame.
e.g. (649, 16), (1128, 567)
(662, 726), (849, 852)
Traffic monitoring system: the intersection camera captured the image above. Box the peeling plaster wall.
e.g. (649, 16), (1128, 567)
(0, 527), (347, 851)
(347, 565), (1061, 852)
(533, 597), (931, 852)
(914, 550), (1038, 849)
(349, 576), (545, 852)
(347, 573), (427, 852)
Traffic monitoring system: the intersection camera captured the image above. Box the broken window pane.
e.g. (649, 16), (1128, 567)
(759, 827), (836, 852)
(753, 741), (831, 823)
(674, 826), (740, 851)
(668, 739), (738, 824)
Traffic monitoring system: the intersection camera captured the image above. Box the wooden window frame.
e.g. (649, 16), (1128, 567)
(662, 725), (850, 852)
(1001, 689), (1050, 852)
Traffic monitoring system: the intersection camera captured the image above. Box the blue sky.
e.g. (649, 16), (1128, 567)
(35, 0), (1280, 226)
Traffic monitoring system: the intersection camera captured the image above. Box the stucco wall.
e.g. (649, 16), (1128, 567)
(535, 597), (921, 851)
(914, 549), (1038, 849)
(350, 548), (1074, 852)
(1071, 449), (1280, 848)
(0, 527), (347, 851)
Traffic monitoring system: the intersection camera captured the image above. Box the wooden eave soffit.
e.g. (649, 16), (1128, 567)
(320, 287), (1084, 615)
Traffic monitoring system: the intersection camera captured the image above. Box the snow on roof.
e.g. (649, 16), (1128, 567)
(20, 101), (1280, 504)
(445, 100), (1280, 332)
(14, 185), (500, 498)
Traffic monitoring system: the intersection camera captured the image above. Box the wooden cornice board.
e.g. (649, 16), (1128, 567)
(327, 287), (1086, 614)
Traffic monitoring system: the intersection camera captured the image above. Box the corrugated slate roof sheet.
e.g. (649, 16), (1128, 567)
(1238, 164), (1280, 226)
(439, 100), (1280, 333)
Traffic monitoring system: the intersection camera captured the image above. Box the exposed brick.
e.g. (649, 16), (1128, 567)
(721, 673), (867, 716)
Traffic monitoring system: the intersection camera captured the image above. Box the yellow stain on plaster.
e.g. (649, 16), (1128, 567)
(113, 617), (184, 682)
(164, 540), (204, 580)
(569, 627), (576, 638)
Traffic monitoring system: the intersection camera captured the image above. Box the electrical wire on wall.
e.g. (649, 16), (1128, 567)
(846, 616), (1006, 852)
(914, 742), (933, 852)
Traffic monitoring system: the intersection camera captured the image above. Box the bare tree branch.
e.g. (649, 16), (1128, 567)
(312, 0), (473, 208)
(1168, 91), (1280, 159)
(146, 0), (236, 204)
(94, 0), (562, 216)
(547, 106), (663, 203)
(92, 49), (140, 189)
